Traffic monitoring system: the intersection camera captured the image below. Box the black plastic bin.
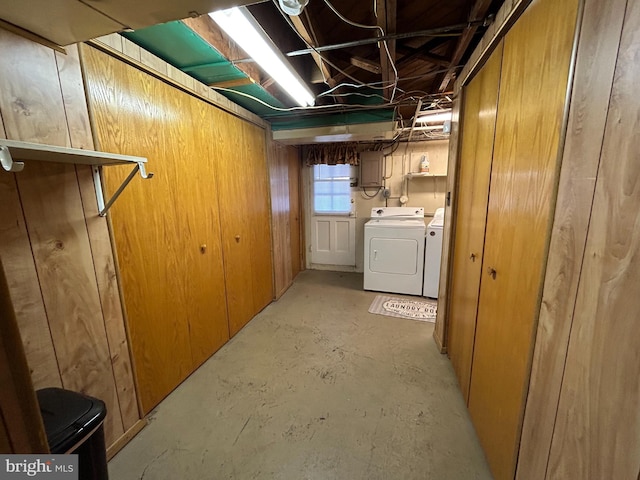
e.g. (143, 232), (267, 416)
(37, 388), (109, 480)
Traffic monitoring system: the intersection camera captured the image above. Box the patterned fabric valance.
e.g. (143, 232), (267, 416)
(305, 143), (360, 166)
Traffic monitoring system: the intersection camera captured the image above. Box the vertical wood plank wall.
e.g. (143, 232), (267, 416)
(433, 94), (462, 352)
(516, 0), (627, 476)
(446, 42), (503, 402)
(0, 29), (140, 449)
(545, 1), (640, 478)
(270, 141), (303, 299)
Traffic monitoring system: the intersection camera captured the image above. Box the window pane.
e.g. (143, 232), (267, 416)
(313, 165), (352, 214)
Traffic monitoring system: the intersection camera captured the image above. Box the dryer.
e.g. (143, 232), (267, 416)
(364, 207), (426, 295)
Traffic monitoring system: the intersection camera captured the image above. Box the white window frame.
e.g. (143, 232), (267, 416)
(311, 164), (354, 216)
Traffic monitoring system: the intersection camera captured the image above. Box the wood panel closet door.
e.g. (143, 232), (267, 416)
(466, 0), (579, 478)
(243, 122), (273, 315)
(446, 42), (503, 402)
(465, 0), (580, 477)
(82, 46), (229, 414)
(215, 114), (273, 337)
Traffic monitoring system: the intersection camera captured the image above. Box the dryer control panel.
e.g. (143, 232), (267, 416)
(370, 207), (424, 218)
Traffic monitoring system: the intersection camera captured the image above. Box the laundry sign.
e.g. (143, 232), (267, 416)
(369, 295), (437, 323)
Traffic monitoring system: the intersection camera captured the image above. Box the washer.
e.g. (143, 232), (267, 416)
(364, 207), (426, 295)
(423, 207), (445, 298)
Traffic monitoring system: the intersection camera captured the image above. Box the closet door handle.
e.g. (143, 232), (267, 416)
(487, 267), (497, 279)
(235, 235), (241, 242)
(470, 253), (477, 262)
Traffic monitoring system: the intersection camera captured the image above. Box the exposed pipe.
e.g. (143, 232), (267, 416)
(285, 20), (487, 57)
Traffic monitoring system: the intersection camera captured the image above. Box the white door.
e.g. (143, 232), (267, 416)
(309, 164), (356, 266)
(311, 216), (356, 265)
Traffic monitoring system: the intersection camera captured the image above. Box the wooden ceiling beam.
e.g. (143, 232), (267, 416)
(396, 45), (451, 68)
(350, 56), (381, 74)
(438, 0), (493, 91)
(376, 0), (397, 100)
(288, 13), (333, 85)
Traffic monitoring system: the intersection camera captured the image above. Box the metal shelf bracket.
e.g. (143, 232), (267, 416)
(93, 163), (154, 217)
(0, 146), (24, 172)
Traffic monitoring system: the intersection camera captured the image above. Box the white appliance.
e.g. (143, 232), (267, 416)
(423, 208), (445, 298)
(364, 207), (426, 295)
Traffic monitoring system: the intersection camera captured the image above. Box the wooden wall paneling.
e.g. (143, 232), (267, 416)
(0, 29), (71, 146)
(288, 146), (302, 280)
(57, 43), (141, 431)
(547, 2), (640, 478)
(0, 172), (61, 389)
(433, 93), (462, 352)
(244, 121), (274, 312)
(269, 142), (290, 299)
(82, 45), (194, 414)
(17, 162), (124, 445)
(467, 0), (580, 478)
(0, 31), (69, 390)
(180, 97), (229, 369)
(446, 41), (503, 402)
(516, 0), (627, 476)
(215, 113), (255, 337)
(0, 259), (49, 454)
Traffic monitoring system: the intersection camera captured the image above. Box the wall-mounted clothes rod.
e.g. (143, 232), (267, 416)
(0, 139), (152, 217)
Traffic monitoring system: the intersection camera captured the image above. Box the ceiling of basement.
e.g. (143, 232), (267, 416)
(123, 0), (505, 142)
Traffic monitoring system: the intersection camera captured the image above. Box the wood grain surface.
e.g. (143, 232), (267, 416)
(269, 141), (293, 299)
(215, 113), (256, 337)
(288, 146), (303, 280)
(0, 259), (49, 454)
(0, 30), (71, 146)
(516, 0), (627, 477)
(467, 0), (579, 478)
(0, 171), (61, 389)
(433, 94), (462, 353)
(0, 29), (139, 448)
(82, 45), (270, 412)
(57, 42), (140, 432)
(82, 45), (228, 413)
(17, 161), (124, 444)
(244, 122), (274, 315)
(446, 41), (502, 402)
(547, 1), (640, 478)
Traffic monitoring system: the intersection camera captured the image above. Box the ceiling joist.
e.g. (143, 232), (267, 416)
(375, 0), (397, 100)
(438, 0), (493, 91)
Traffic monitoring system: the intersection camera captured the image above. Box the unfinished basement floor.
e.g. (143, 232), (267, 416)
(109, 270), (492, 479)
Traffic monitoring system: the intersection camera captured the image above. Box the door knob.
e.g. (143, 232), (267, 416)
(470, 253), (477, 262)
(235, 235), (241, 242)
(487, 267), (497, 279)
(200, 244), (207, 254)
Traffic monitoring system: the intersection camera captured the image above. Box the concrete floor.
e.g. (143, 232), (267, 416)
(109, 270), (492, 479)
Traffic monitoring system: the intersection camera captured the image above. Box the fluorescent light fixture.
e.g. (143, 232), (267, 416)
(210, 7), (315, 107)
(417, 110), (452, 124)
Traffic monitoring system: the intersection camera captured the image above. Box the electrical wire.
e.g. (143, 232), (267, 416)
(361, 186), (382, 198)
(322, 0), (399, 101)
(271, 0), (371, 89)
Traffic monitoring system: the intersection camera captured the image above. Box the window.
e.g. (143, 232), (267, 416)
(313, 164), (352, 215)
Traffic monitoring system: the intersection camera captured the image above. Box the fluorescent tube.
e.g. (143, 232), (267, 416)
(210, 7), (315, 107)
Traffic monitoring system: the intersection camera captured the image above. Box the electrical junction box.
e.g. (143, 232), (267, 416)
(360, 151), (384, 188)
